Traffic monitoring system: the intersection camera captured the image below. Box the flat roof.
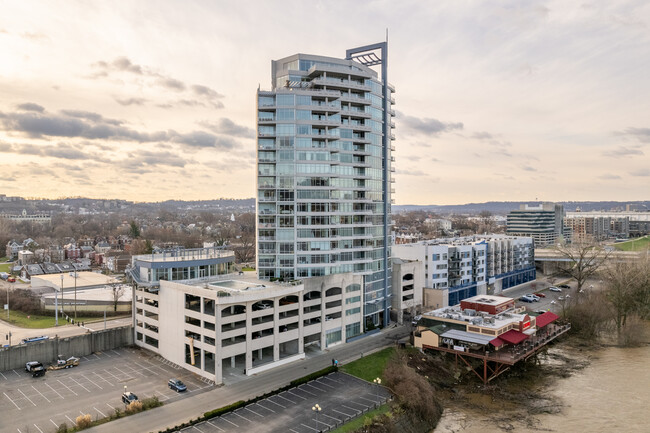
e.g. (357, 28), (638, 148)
(32, 272), (119, 290)
(42, 285), (132, 302)
(440, 329), (495, 346)
(461, 295), (513, 305)
(167, 272), (303, 298)
(422, 304), (528, 330)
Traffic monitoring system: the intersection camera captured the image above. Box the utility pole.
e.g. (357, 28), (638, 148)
(74, 271), (77, 321)
(60, 274), (64, 317)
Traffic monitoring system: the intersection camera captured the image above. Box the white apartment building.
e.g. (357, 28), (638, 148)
(393, 235), (535, 309)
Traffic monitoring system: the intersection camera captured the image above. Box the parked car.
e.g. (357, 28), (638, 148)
(558, 296), (565, 301)
(534, 292), (546, 298)
(549, 287), (562, 292)
(168, 379), (187, 392)
(122, 391), (138, 405)
(25, 361), (43, 372)
(520, 295), (536, 303)
(526, 294), (541, 301)
(7, 277), (16, 283)
(558, 284), (571, 289)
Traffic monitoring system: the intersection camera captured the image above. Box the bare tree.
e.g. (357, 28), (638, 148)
(110, 283), (125, 312)
(554, 240), (610, 291)
(602, 259), (650, 335)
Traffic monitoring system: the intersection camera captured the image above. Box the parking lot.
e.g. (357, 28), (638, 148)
(178, 372), (391, 433)
(0, 347), (214, 433)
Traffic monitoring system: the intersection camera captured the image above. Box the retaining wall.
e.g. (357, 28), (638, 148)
(0, 326), (133, 371)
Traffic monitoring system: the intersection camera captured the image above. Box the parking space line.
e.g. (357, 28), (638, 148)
(275, 394), (293, 405)
(45, 382), (65, 399)
(82, 356), (90, 362)
(92, 371), (114, 387)
(93, 354), (100, 360)
(192, 424), (205, 432)
(244, 406), (264, 417)
(287, 390), (306, 400)
(94, 407), (106, 418)
(290, 429), (300, 433)
(313, 417), (332, 428)
(33, 424), (43, 433)
(357, 395), (378, 404)
(321, 412), (340, 423)
(101, 367), (127, 382)
(221, 416), (239, 427)
(267, 397), (287, 408)
(102, 351), (113, 357)
(300, 423), (318, 431)
(153, 390), (170, 402)
(304, 382), (326, 392)
(0, 371), (7, 380)
(69, 377), (91, 393)
(57, 379), (78, 396)
(321, 375), (343, 384)
(346, 400), (367, 408)
(12, 369), (20, 377)
(342, 404), (361, 414)
(65, 415), (75, 424)
(255, 401), (276, 413)
(206, 421), (224, 432)
(17, 389), (37, 407)
(81, 374), (103, 389)
(111, 349), (121, 356)
(31, 385), (51, 403)
(232, 410), (252, 422)
(50, 419), (58, 428)
(106, 402), (119, 412)
(315, 379), (334, 389)
(333, 408), (354, 417)
(3, 391), (21, 410)
(297, 385), (317, 396)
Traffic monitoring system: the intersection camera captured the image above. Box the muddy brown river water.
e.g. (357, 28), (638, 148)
(434, 343), (650, 433)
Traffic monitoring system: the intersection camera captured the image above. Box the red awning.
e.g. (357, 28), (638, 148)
(490, 337), (505, 347)
(499, 329), (529, 345)
(535, 311), (559, 328)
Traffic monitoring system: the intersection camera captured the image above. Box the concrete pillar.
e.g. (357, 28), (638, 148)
(215, 356), (222, 385)
(320, 284), (326, 349)
(245, 302), (252, 373)
(273, 297), (280, 361)
(298, 292), (305, 354)
(258, 349), (263, 361)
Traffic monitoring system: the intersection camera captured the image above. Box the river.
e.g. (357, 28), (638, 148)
(434, 343), (650, 433)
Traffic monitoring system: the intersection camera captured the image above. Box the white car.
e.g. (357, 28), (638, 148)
(549, 287), (562, 292)
(526, 294), (541, 301)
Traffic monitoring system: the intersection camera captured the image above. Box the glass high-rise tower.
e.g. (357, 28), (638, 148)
(256, 42), (395, 327)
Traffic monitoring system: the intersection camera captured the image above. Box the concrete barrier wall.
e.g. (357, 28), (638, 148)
(0, 326), (133, 371)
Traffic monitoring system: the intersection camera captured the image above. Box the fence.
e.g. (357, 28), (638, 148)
(0, 326), (133, 371)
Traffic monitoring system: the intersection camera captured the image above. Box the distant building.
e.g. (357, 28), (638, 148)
(393, 235), (535, 309)
(564, 215), (630, 241)
(391, 258), (424, 324)
(506, 203), (565, 246)
(0, 209), (51, 224)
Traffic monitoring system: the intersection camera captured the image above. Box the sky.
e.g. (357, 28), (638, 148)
(1, 0), (649, 205)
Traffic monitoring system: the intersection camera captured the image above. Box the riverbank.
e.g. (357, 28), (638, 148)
(434, 335), (650, 433)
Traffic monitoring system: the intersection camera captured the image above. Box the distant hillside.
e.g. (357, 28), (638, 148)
(393, 201), (650, 215)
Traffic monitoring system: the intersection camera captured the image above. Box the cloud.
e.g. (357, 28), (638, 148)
(395, 169), (430, 177)
(602, 145), (644, 158)
(21, 32), (48, 41)
(157, 77), (186, 91)
(111, 56), (143, 74)
(198, 118), (254, 138)
(0, 141), (95, 160)
(399, 112), (463, 136)
(629, 168), (650, 177)
(619, 127), (650, 143)
(472, 131), (494, 140)
(124, 150), (192, 170)
(522, 165), (537, 172)
(0, 107), (167, 142)
(16, 102), (45, 112)
(598, 174), (622, 180)
(192, 84), (224, 100)
(114, 97), (148, 106)
(171, 131), (237, 149)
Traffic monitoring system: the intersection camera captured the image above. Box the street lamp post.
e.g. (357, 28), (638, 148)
(60, 274), (64, 317)
(312, 404), (322, 432)
(74, 271), (77, 321)
(373, 377), (382, 402)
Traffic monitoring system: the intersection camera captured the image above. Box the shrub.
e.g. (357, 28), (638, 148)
(204, 400), (246, 420)
(76, 414), (92, 429)
(142, 396), (163, 410)
(56, 422), (68, 433)
(125, 400), (143, 414)
(290, 365), (337, 387)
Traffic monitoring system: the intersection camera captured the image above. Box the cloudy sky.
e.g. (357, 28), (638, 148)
(1, 1), (648, 205)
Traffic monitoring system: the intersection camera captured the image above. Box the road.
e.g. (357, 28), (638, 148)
(87, 325), (410, 433)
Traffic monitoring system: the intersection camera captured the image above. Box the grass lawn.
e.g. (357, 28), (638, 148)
(330, 404), (392, 433)
(241, 267), (256, 271)
(342, 347), (395, 383)
(1, 309), (109, 328)
(0, 262), (12, 273)
(614, 236), (650, 252)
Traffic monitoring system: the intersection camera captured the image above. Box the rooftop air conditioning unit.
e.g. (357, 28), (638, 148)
(465, 309), (476, 316)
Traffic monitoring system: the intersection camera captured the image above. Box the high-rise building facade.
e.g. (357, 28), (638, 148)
(256, 42), (395, 326)
(506, 203), (565, 246)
